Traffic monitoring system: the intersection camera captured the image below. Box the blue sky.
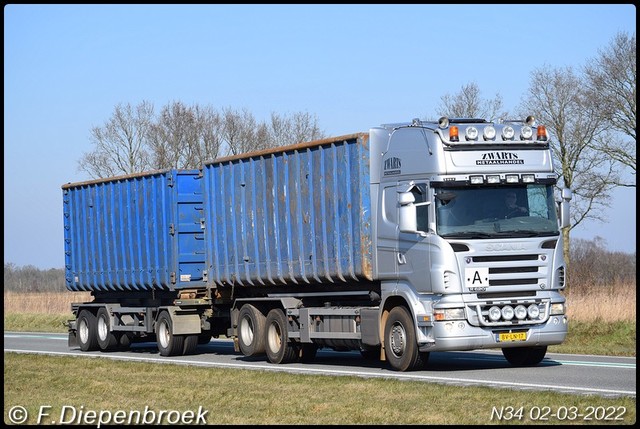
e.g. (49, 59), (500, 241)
(4, 4), (636, 269)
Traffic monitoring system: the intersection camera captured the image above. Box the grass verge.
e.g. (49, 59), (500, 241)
(4, 353), (636, 425)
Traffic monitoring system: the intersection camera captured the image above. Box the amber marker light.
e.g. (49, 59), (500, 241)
(537, 125), (548, 141)
(450, 126), (459, 142)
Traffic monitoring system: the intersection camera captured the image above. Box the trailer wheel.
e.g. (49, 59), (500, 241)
(155, 311), (184, 356)
(77, 309), (99, 352)
(118, 333), (132, 351)
(384, 306), (425, 371)
(198, 331), (212, 345)
(264, 308), (297, 364)
(96, 307), (119, 351)
(237, 304), (266, 356)
(299, 343), (318, 363)
(183, 335), (199, 355)
(502, 346), (547, 367)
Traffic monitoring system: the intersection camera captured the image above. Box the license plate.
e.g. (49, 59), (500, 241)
(497, 332), (527, 342)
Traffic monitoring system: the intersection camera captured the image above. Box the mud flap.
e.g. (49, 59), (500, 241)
(66, 320), (78, 348)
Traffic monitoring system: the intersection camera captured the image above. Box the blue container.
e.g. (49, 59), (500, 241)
(202, 134), (373, 287)
(62, 169), (205, 292)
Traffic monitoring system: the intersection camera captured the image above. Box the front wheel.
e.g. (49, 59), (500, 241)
(502, 346), (547, 366)
(155, 311), (184, 357)
(384, 306), (425, 371)
(264, 308), (297, 364)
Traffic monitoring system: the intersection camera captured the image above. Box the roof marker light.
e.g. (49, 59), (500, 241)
(506, 174), (519, 183)
(537, 125), (548, 141)
(450, 126), (459, 142)
(470, 175), (484, 184)
(487, 175), (500, 184)
(522, 174), (535, 183)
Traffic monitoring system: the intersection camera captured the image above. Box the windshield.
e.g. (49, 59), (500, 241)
(434, 184), (559, 238)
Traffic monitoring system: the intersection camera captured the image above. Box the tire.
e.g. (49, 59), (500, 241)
(155, 311), (184, 357)
(384, 306), (425, 371)
(96, 307), (119, 351)
(299, 343), (318, 363)
(237, 304), (267, 357)
(77, 309), (99, 352)
(502, 346), (548, 367)
(183, 334), (199, 355)
(264, 308), (297, 364)
(118, 333), (132, 351)
(198, 331), (212, 345)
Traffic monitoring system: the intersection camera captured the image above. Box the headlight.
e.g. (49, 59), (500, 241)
(434, 308), (465, 321)
(550, 303), (565, 315)
(514, 305), (527, 320)
(527, 304), (540, 319)
(488, 306), (501, 321)
(501, 305), (514, 321)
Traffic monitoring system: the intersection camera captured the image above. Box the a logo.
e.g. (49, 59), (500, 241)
(383, 157), (402, 176)
(476, 152), (524, 165)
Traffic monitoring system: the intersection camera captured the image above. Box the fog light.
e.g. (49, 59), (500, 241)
(514, 305), (527, 320)
(501, 305), (514, 320)
(488, 306), (501, 321)
(527, 304), (540, 319)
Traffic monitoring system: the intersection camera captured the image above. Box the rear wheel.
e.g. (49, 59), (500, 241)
(299, 343), (318, 363)
(264, 308), (297, 364)
(183, 334), (199, 355)
(96, 307), (119, 351)
(502, 346), (548, 366)
(198, 331), (212, 345)
(77, 309), (99, 352)
(237, 304), (266, 356)
(384, 306), (425, 371)
(155, 311), (184, 356)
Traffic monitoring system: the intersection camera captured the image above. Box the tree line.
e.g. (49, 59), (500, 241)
(77, 31), (635, 267)
(4, 237), (635, 293)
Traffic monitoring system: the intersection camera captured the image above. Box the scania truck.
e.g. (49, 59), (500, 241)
(64, 115), (571, 371)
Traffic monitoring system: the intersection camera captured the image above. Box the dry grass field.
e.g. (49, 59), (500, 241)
(3, 280), (636, 322)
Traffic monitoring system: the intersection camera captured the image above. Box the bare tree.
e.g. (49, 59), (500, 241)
(519, 65), (619, 267)
(193, 104), (225, 165)
(78, 101), (154, 178)
(268, 111), (326, 147)
(436, 82), (507, 121)
(147, 101), (201, 169)
(583, 31), (636, 186)
(78, 101), (327, 175)
(221, 107), (265, 156)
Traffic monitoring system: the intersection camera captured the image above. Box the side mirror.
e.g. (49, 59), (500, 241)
(398, 192), (417, 233)
(559, 188), (572, 229)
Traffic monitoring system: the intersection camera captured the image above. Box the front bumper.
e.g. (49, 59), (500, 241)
(419, 315), (568, 352)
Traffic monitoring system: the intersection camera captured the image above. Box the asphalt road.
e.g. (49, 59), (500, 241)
(4, 331), (635, 398)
